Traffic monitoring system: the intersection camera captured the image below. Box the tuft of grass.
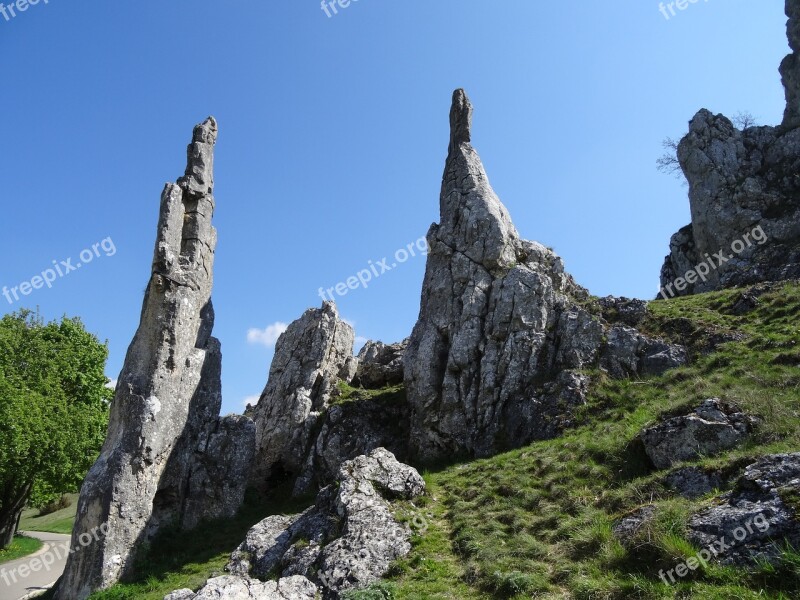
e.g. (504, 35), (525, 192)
(333, 381), (407, 406)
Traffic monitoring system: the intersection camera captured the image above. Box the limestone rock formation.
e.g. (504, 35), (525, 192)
(601, 325), (688, 379)
(640, 399), (756, 470)
(57, 118), (254, 599)
(352, 339), (408, 389)
(293, 390), (410, 496)
(249, 301), (355, 492)
(688, 453), (800, 567)
(660, 1), (800, 296)
(404, 89), (688, 462)
(172, 449), (425, 599)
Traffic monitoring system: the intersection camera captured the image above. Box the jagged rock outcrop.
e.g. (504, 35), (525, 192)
(57, 118), (254, 600)
(352, 339), (408, 388)
(688, 453), (800, 567)
(404, 89), (688, 462)
(250, 302), (355, 491)
(601, 326), (688, 379)
(293, 390), (410, 496)
(597, 296), (648, 328)
(170, 449), (425, 600)
(640, 399), (757, 470)
(660, 1), (800, 297)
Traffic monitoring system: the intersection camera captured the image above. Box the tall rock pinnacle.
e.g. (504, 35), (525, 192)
(405, 91), (596, 462)
(56, 118), (254, 599)
(405, 91), (688, 463)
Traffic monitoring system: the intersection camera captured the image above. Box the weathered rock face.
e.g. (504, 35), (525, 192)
(352, 339), (408, 389)
(293, 391), (410, 496)
(660, 1), (800, 297)
(640, 399), (757, 470)
(688, 453), (800, 567)
(171, 449), (425, 600)
(404, 90), (688, 463)
(250, 302), (355, 491)
(57, 118), (254, 599)
(179, 415), (256, 530)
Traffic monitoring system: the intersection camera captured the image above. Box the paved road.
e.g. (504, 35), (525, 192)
(0, 531), (71, 600)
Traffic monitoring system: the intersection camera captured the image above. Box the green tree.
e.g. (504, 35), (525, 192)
(0, 310), (111, 548)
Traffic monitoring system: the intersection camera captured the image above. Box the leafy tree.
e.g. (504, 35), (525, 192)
(0, 310), (111, 548)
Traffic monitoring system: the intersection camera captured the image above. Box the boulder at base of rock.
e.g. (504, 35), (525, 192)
(228, 448), (424, 598)
(293, 389), (410, 496)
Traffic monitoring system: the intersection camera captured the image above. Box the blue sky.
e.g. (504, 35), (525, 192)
(0, 1), (788, 415)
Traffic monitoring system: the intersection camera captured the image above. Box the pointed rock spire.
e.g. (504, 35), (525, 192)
(449, 88), (472, 152)
(56, 118), (254, 600)
(438, 88), (518, 271)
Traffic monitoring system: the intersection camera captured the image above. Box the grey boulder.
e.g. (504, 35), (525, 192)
(165, 575), (318, 600)
(230, 448), (425, 598)
(641, 399), (756, 470)
(352, 339), (408, 389)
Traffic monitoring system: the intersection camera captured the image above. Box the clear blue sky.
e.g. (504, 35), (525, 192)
(0, 1), (787, 415)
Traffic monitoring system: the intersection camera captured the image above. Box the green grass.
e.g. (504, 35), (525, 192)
(19, 493), (79, 534)
(334, 380), (407, 406)
(0, 534), (44, 565)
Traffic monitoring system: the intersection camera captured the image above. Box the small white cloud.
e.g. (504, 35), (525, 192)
(106, 378), (118, 390)
(247, 322), (288, 347)
(243, 394), (260, 410)
(342, 318), (356, 328)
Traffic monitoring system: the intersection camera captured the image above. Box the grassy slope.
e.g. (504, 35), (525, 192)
(364, 282), (800, 599)
(0, 534), (44, 565)
(84, 283), (800, 599)
(19, 493), (79, 534)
